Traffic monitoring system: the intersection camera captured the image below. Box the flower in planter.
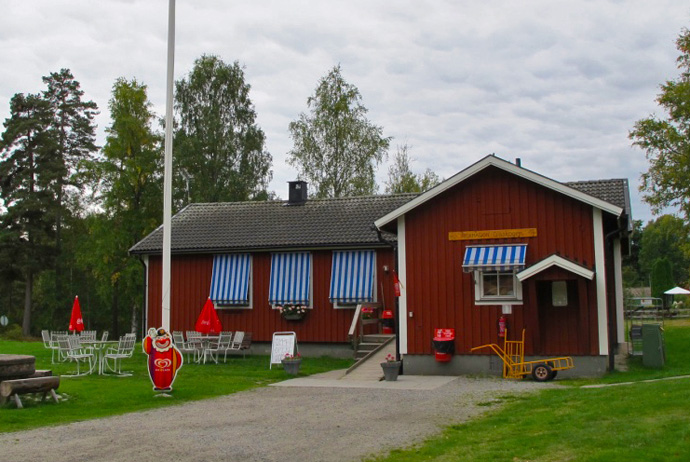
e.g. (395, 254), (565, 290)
(283, 353), (301, 361)
(361, 307), (375, 319)
(278, 304), (308, 316)
(384, 353), (398, 363)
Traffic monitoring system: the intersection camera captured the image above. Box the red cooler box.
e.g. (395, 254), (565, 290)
(432, 328), (455, 362)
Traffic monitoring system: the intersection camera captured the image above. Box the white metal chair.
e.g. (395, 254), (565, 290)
(103, 334), (136, 376)
(81, 330), (97, 341)
(223, 331), (245, 360)
(205, 333), (233, 364)
(184, 331), (205, 363)
(58, 335), (96, 376)
(41, 330), (60, 363)
(173, 331), (197, 363)
(101, 331), (109, 341)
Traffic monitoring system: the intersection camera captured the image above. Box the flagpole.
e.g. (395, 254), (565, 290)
(161, 0), (175, 331)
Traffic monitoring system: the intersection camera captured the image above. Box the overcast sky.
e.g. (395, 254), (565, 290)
(1, 1), (688, 223)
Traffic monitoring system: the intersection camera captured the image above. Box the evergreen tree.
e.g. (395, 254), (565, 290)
(288, 65), (390, 198)
(41, 68), (98, 316)
(0, 93), (57, 335)
(650, 257), (675, 299)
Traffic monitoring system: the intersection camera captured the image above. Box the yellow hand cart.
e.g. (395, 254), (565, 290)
(471, 329), (574, 381)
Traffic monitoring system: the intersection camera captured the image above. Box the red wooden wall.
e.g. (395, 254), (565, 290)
(403, 166), (601, 356)
(146, 249), (396, 343)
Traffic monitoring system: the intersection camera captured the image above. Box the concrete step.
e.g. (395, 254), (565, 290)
(362, 334), (395, 344)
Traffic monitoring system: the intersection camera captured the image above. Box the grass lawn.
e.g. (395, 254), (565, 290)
(371, 319), (690, 462)
(0, 338), (352, 433)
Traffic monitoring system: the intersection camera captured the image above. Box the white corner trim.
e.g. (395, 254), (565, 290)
(613, 239), (625, 344)
(397, 216), (408, 355)
(516, 254), (595, 281)
(593, 208), (609, 356)
(374, 155), (623, 229)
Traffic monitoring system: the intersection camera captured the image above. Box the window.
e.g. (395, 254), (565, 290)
(475, 271), (522, 303)
(209, 254), (252, 308)
(329, 250), (376, 308)
(463, 244), (527, 305)
(268, 252), (312, 307)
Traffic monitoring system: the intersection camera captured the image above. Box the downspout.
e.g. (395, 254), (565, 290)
(604, 213), (628, 371)
(374, 226), (401, 364)
(138, 256), (148, 340)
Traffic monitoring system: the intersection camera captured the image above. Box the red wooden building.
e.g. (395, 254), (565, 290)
(131, 155), (631, 376)
(374, 155), (631, 376)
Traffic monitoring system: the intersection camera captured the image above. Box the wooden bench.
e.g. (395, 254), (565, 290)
(0, 376), (60, 409)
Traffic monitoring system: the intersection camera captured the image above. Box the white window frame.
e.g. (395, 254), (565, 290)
(473, 270), (523, 306)
(215, 256), (253, 310)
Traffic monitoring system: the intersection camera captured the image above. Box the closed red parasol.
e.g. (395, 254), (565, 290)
(69, 296), (84, 332)
(195, 298), (222, 334)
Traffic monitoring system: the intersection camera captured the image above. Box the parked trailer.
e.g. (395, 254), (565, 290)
(471, 329), (574, 382)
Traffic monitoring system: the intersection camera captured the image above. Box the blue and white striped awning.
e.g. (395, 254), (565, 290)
(209, 254), (251, 304)
(462, 245), (527, 273)
(269, 252), (311, 304)
(329, 250), (376, 303)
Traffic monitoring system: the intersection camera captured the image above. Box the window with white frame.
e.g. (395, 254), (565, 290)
(463, 244), (527, 305)
(209, 253), (252, 308)
(268, 252), (312, 308)
(329, 250), (376, 308)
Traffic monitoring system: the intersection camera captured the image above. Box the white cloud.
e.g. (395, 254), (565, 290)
(1, 0), (688, 221)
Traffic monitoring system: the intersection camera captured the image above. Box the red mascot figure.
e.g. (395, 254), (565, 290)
(143, 327), (183, 392)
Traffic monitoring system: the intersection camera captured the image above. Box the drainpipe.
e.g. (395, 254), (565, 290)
(374, 226), (401, 365)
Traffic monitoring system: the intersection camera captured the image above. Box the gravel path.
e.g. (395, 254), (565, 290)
(0, 376), (550, 462)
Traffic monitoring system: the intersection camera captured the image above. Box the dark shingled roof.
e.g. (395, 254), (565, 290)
(565, 179), (631, 216)
(131, 177), (631, 256)
(130, 193), (418, 255)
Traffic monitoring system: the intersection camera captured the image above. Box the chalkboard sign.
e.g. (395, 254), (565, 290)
(270, 332), (297, 369)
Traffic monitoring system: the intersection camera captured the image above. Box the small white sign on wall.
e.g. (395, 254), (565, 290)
(270, 332), (297, 369)
(502, 305), (513, 315)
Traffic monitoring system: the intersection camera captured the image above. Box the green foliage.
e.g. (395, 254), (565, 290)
(288, 65), (390, 198)
(385, 143), (441, 194)
(78, 78), (162, 336)
(174, 55), (272, 205)
(0, 339), (353, 431)
(0, 324), (24, 340)
(631, 27), (690, 220)
(651, 257), (675, 299)
(638, 215), (690, 286)
(371, 321), (690, 462)
(0, 92), (58, 335)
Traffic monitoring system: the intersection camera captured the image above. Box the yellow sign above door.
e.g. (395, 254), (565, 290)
(449, 228), (537, 241)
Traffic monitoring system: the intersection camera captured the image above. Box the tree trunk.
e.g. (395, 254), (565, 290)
(130, 302), (138, 335)
(22, 271), (33, 337)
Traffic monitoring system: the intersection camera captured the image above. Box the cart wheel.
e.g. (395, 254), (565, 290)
(532, 363), (553, 382)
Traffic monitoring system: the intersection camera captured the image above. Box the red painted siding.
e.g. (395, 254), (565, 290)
(404, 166), (600, 356)
(147, 249), (396, 343)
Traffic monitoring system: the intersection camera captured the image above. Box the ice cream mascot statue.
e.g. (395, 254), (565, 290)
(143, 327), (183, 392)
